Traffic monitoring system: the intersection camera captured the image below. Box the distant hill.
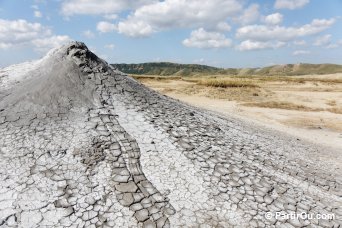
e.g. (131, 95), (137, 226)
(111, 62), (221, 76)
(252, 63), (342, 76)
(111, 62), (342, 76)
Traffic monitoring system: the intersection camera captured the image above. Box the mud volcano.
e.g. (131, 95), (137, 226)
(0, 42), (341, 227)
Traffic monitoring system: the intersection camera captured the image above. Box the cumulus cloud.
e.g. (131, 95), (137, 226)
(293, 50), (310, 55)
(96, 21), (117, 33)
(326, 40), (342, 49)
(0, 19), (70, 52)
(103, 14), (118, 20)
(313, 34), (331, 46)
(264, 13), (283, 25)
(0, 19), (51, 48)
(32, 35), (71, 52)
(34, 10), (42, 18)
(235, 4), (260, 25)
(117, 20), (154, 37)
(61, 0), (156, 16)
(183, 28), (232, 49)
(236, 18), (335, 42)
(0, 43), (12, 49)
(82, 30), (95, 39)
(105, 44), (115, 50)
(114, 0), (242, 37)
(96, 20), (153, 37)
(216, 22), (231, 32)
(293, 40), (306, 46)
(236, 40), (285, 51)
(193, 58), (205, 64)
(274, 0), (309, 10)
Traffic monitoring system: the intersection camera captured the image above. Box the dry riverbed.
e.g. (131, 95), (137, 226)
(135, 74), (342, 151)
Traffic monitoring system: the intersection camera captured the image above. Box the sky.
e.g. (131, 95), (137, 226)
(0, 0), (341, 68)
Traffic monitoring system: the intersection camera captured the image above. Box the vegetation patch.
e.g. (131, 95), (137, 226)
(197, 78), (259, 88)
(328, 107), (342, 114)
(242, 101), (323, 112)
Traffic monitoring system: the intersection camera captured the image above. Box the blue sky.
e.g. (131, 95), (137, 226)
(0, 0), (341, 68)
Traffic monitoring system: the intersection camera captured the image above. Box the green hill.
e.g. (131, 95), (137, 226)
(111, 62), (342, 76)
(111, 62), (221, 76)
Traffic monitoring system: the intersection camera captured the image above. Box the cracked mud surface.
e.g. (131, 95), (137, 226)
(0, 42), (341, 227)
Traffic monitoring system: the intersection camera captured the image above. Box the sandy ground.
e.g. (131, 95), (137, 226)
(138, 75), (342, 152)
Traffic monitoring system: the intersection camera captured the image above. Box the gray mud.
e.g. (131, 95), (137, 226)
(0, 42), (341, 227)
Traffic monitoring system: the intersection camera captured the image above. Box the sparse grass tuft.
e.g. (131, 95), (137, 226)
(326, 100), (337, 106)
(328, 107), (342, 114)
(242, 101), (323, 112)
(197, 78), (259, 88)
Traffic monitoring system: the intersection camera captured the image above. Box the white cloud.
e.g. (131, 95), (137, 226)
(183, 28), (232, 49)
(105, 44), (115, 49)
(293, 40), (306, 45)
(32, 5), (43, 18)
(0, 19), (70, 52)
(61, 0), (157, 16)
(96, 21), (117, 33)
(97, 20), (154, 37)
(264, 13), (283, 25)
(193, 58), (205, 64)
(0, 19), (51, 48)
(34, 0), (47, 3)
(117, 20), (154, 37)
(103, 14), (118, 20)
(0, 43), (11, 49)
(293, 50), (310, 55)
(274, 0), (309, 10)
(115, 0), (242, 37)
(34, 10), (42, 18)
(236, 40), (285, 51)
(326, 39), (342, 49)
(313, 34), (331, 46)
(32, 35), (71, 52)
(82, 30), (95, 39)
(236, 18), (335, 42)
(236, 4), (260, 25)
(216, 22), (231, 32)
(326, 44), (338, 49)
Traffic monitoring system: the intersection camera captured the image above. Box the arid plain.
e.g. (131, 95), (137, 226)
(137, 73), (342, 154)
